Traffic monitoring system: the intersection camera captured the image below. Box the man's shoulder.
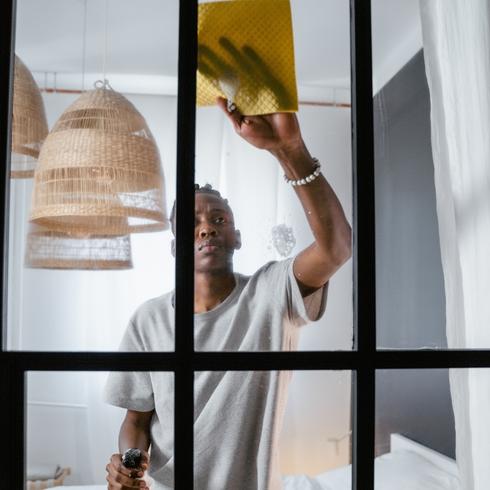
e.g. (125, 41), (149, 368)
(249, 258), (293, 283)
(116, 292), (174, 352)
(234, 258), (293, 298)
(131, 291), (173, 325)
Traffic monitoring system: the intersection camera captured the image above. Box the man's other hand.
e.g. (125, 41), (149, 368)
(106, 450), (151, 490)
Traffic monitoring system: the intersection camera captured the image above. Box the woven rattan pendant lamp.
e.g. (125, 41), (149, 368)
(29, 82), (168, 235)
(11, 55), (49, 178)
(25, 223), (133, 270)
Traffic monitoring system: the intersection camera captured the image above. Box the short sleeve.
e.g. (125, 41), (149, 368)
(286, 257), (328, 327)
(257, 258), (328, 328)
(103, 320), (155, 412)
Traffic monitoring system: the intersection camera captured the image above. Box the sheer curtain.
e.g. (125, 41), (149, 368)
(420, 1), (490, 488)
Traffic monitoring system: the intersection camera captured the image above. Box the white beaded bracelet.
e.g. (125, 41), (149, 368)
(284, 158), (322, 186)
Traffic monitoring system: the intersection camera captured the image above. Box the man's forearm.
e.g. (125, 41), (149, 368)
(272, 141), (352, 264)
(118, 414), (152, 453)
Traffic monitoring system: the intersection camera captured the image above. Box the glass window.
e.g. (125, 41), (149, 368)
(372, 1), (448, 350)
(6, 2), (487, 490)
(194, 370), (352, 489)
(8, 0), (178, 351)
(194, 0), (353, 352)
(374, 368), (490, 488)
(27, 370), (174, 488)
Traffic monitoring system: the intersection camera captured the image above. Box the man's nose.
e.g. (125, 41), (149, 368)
(198, 224), (217, 238)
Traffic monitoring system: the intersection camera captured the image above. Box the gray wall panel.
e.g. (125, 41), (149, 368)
(374, 51), (455, 458)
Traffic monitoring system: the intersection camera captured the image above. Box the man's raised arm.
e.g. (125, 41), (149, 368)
(217, 97), (352, 296)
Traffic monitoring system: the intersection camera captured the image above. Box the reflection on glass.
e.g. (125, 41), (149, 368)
(27, 371), (173, 489)
(195, 0), (353, 352)
(8, 0), (178, 351)
(194, 370), (351, 489)
(375, 369), (465, 489)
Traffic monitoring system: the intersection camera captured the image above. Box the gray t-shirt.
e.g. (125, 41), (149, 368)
(104, 258), (327, 490)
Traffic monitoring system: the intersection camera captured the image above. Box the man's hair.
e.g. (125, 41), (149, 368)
(169, 183), (231, 234)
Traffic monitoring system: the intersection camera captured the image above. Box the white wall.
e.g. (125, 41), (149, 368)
(16, 92), (353, 483)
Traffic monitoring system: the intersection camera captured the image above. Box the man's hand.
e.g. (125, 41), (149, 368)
(106, 450), (151, 490)
(216, 96), (304, 158)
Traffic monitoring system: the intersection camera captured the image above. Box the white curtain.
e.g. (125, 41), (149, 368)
(420, 1), (490, 488)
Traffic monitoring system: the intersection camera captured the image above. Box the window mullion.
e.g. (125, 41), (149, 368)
(351, 0), (376, 489)
(4, 360), (26, 489)
(0, 1), (20, 488)
(0, 0), (15, 351)
(175, 0), (198, 488)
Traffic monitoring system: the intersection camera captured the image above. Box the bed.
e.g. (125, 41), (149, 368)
(283, 434), (461, 490)
(56, 434), (461, 490)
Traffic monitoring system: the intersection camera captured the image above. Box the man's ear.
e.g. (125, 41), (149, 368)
(171, 238), (176, 257)
(234, 230), (242, 250)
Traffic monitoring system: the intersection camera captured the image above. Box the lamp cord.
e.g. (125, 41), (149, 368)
(102, 0), (109, 82)
(81, 0), (88, 91)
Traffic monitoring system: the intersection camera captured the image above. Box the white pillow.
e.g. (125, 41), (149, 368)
(373, 450), (460, 490)
(314, 450), (461, 490)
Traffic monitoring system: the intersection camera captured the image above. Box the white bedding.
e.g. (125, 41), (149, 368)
(284, 449), (460, 490)
(57, 447), (461, 490)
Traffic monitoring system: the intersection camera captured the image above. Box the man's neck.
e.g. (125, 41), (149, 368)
(194, 271), (236, 313)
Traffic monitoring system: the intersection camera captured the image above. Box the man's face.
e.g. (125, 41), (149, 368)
(193, 193), (241, 274)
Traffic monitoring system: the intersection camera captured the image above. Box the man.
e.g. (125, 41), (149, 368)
(105, 97), (351, 490)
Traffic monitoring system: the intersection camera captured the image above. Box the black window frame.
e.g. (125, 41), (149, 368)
(2, 1), (490, 488)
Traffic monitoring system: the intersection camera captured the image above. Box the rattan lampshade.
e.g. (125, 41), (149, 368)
(25, 223), (133, 270)
(29, 85), (168, 235)
(11, 55), (49, 178)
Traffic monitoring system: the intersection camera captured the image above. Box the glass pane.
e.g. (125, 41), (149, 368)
(376, 369), (464, 489)
(371, 1), (488, 350)
(27, 371), (173, 488)
(372, 0), (443, 350)
(194, 370), (352, 489)
(373, 1), (490, 350)
(194, 0), (353, 351)
(8, 0), (178, 350)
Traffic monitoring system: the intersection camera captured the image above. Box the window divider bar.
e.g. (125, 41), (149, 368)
(0, 0), (15, 352)
(0, 2), (21, 488)
(4, 360), (25, 489)
(175, 1), (198, 488)
(351, 0), (376, 489)
(352, 367), (375, 490)
(4, 350), (490, 371)
(351, 0), (376, 354)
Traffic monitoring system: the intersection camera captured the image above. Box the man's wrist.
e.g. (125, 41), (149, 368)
(272, 142), (317, 181)
(271, 140), (309, 165)
(284, 158), (321, 186)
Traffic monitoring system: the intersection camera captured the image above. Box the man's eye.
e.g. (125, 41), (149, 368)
(214, 217), (225, 224)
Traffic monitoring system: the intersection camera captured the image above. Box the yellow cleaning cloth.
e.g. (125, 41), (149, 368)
(197, 0), (298, 115)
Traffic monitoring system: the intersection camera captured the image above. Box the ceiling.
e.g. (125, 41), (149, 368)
(15, 0), (422, 97)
